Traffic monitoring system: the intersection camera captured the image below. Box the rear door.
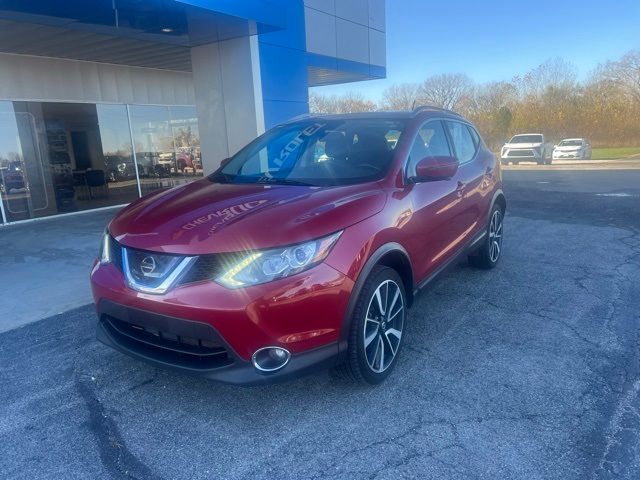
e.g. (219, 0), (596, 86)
(444, 120), (486, 242)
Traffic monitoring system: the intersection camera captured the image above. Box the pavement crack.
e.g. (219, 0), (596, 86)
(591, 379), (640, 479)
(75, 373), (164, 480)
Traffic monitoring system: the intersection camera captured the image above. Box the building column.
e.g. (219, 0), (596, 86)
(190, 35), (265, 174)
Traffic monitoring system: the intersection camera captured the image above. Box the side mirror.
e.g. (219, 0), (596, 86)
(220, 157), (231, 168)
(410, 155), (459, 183)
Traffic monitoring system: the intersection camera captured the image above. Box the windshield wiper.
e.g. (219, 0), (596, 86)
(256, 178), (317, 187)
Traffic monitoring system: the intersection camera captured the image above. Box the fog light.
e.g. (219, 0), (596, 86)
(252, 346), (291, 372)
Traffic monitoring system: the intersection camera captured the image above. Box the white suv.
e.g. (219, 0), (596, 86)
(501, 134), (553, 165)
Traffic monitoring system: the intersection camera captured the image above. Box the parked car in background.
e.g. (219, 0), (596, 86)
(91, 107), (506, 385)
(104, 155), (137, 182)
(553, 138), (592, 160)
(501, 134), (553, 165)
(0, 160), (28, 194)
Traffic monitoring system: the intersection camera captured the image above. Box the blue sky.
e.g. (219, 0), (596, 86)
(313, 0), (640, 101)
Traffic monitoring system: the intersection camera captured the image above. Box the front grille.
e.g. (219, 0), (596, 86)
(110, 236), (123, 272)
(109, 236), (225, 287)
(103, 315), (233, 370)
(508, 149), (535, 157)
(179, 255), (225, 284)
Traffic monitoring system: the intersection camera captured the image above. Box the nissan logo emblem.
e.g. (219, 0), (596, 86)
(140, 256), (157, 276)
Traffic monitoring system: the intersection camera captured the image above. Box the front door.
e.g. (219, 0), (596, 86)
(402, 120), (463, 281)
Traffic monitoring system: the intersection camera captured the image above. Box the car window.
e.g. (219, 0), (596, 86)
(446, 121), (477, 163)
(215, 119), (407, 187)
(510, 134), (543, 143)
(467, 125), (481, 148)
(406, 121), (451, 178)
(558, 139), (583, 147)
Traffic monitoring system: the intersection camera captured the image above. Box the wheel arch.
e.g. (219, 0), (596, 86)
(491, 188), (507, 214)
(338, 242), (414, 355)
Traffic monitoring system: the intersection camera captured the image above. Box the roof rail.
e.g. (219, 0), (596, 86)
(412, 105), (462, 117)
(284, 112), (316, 123)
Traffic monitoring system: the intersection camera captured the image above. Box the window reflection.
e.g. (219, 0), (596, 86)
(0, 101), (202, 223)
(96, 105), (139, 205)
(130, 105), (203, 195)
(0, 102), (50, 222)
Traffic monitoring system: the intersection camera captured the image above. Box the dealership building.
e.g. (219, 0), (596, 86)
(0, 0), (386, 224)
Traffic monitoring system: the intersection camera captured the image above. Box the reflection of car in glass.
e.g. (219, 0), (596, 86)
(0, 161), (28, 193)
(92, 108), (506, 385)
(176, 150), (196, 172)
(157, 152), (175, 169)
(553, 138), (592, 160)
(104, 155), (137, 182)
(135, 152), (170, 178)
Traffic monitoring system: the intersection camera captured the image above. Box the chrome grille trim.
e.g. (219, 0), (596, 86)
(122, 247), (197, 295)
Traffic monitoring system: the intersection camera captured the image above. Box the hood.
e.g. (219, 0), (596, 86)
(554, 145), (582, 151)
(503, 142), (542, 149)
(109, 178), (386, 255)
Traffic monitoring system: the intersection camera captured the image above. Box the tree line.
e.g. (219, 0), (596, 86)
(309, 50), (640, 149)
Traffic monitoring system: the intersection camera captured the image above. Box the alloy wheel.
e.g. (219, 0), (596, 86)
(489, 209), (503, 262)
(363, 279), (404, 373)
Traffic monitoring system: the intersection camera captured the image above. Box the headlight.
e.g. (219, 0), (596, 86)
(215, 231), (342, 288)
(99, 229), (112, 265)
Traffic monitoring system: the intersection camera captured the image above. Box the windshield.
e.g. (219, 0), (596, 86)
(558, 140), (583, 146)
(210, 119), (406, 187)
(510, 135), (543, 143)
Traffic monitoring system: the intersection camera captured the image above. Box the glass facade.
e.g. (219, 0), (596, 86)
(0, 101), (202, 224)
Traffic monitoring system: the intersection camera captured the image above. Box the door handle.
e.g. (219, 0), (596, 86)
(456, 181), (466, 198)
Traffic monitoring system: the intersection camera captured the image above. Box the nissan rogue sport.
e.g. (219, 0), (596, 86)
(91, 107), (506, 385)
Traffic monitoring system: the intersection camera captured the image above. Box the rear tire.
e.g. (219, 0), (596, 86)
(469, 204), (504, 269)
(336, 265), (407, 385)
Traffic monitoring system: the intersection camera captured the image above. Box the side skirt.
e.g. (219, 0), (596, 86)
(413, 229), (486, 296)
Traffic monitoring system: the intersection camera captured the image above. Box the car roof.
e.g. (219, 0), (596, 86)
(560, 138), (585, 141)
(284, 106), (464, 124)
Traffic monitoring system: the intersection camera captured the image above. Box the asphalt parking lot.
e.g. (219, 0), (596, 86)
(1, 168), (639, 479)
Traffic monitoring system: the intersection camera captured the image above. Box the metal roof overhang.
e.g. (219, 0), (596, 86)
(0, 0), (284, 71)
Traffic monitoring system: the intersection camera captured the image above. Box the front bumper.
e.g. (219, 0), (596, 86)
(501, 149), (543, 162)
(96, 300), (340, 385)
(91, 259), (353, 384)
(553, 151), (583, 159)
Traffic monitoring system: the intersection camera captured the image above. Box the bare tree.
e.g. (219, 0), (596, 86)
(337, 91), (377, 113)
(597, 50), (640, 103)
(309, 92), (337, 114)
(419, 73), (473, 111)
(514, 57), (578, 98)
(309, 91), (376, 114)
(473, 81), (517, 113)
(380, 83), (421, 110)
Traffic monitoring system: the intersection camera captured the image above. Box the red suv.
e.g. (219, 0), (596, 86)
(91, 107), (505, 385)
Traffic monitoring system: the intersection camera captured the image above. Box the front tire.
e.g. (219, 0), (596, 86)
(338, 266), (407, 385)
(469, 204), (504, 269)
